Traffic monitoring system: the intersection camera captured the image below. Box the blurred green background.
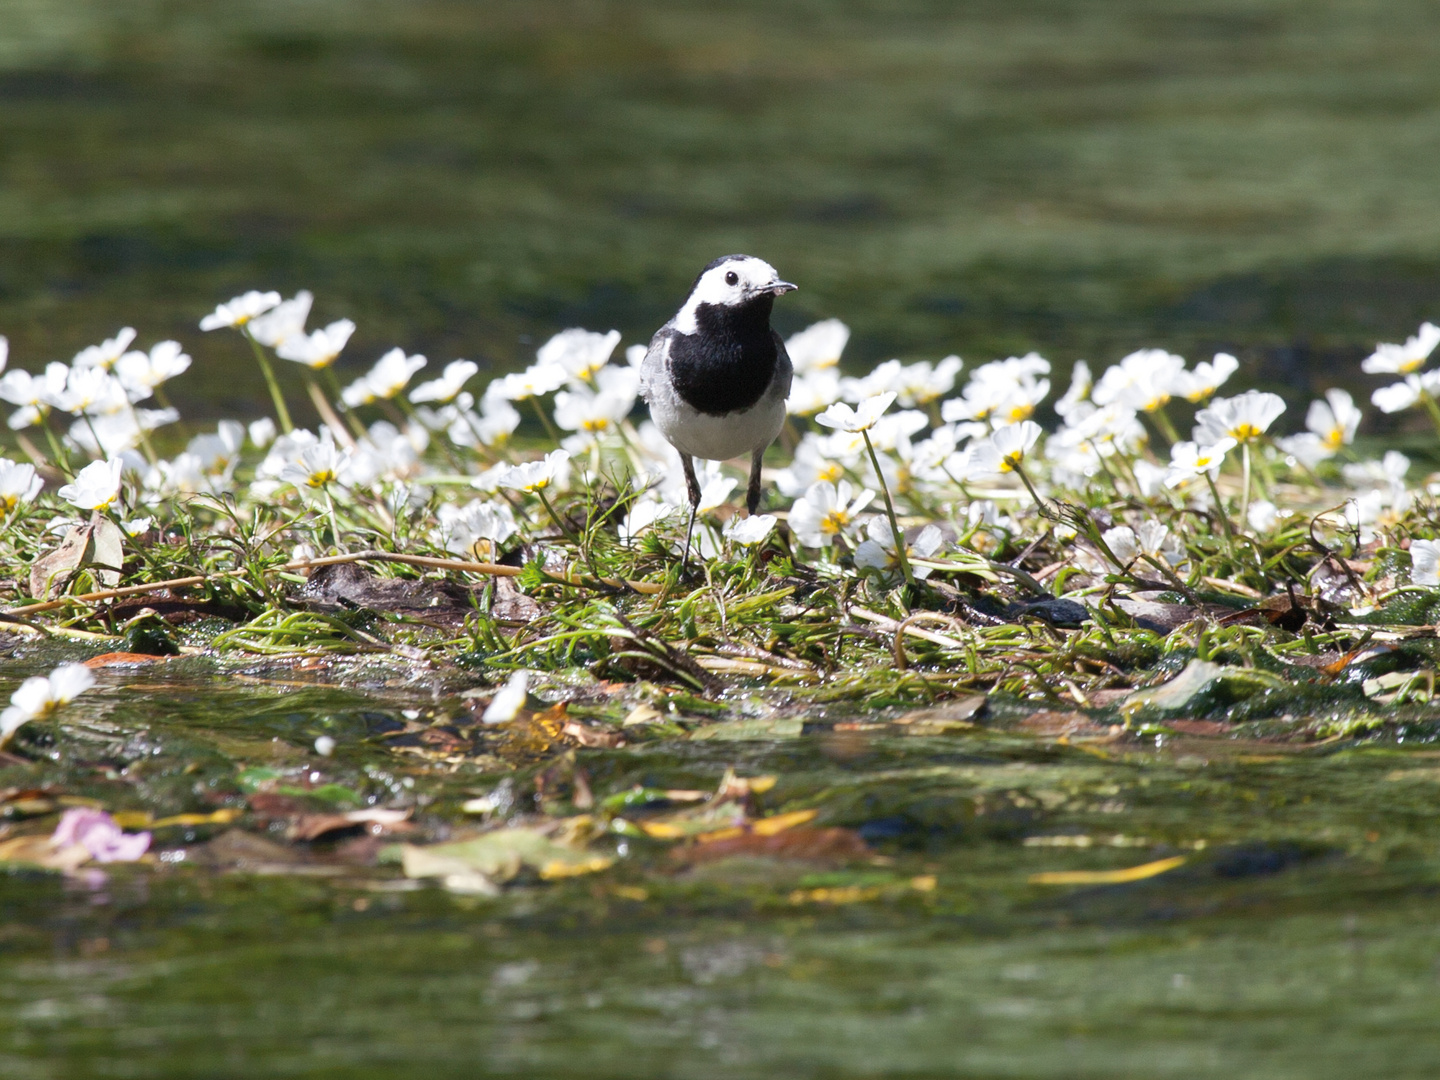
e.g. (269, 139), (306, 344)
(3, 0), (1440, 421)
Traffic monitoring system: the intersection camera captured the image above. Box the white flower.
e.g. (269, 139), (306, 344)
(1132, 459), (1169, 498)
(482, 671), (528, 724)
(1101, 525), (1139, 566)
(854, 518), (943, 580)
(1055, 360), (1092, 419)
(410, 359), (479, 404)
(942, 353), (1050, 426)
(786, 369), (843, 416)
(342, 348), (426, 407)
(278, 431), (347, 490)
(0, 663), (96, 744)
(1362, 322), (1440, 375)
(787, 480), (874, 548)
(841, 356), (962, 408)
(1193, 390), (1286, 445)
(115, 340), (191, 397)
(56, 367), (129, 416)
(446, 388), (521, 449)
(1342, 450), (1409, 488)
(0, 459), (42, 510)
(1278, 389), (1361, 466)
(696, 474), (737, 513)
(1411, 539), (1440, 587)
(72, 328), (137, 371)
(1371, 369), (1440, 415)
(1092, 349), (1187, 413)
(619, 496), (673, 544)
(58, 458), (124, 511)
(435, 499), (517, 559)
(68, 409), (177, 456)
(1164, 438), (1236, 488)
(815, 391), (896, 433)
(0, 362), (68, 416)
(1373, 377), (1422, 413)
(1246, 499), (1289, 533)
(536, 328), (621, 383)
(248, 417), (277, 448)
(1179, 353), (1239, 403)
(200, 290), (282, 331)
(774, 435), (846, 497)
(725, 514), (777, 547)
(554, 366), (639, 446)
(246, 291), (313, 348)
(494, 362), (568, 402)
(968, 420), (1042, 475)
(187, 420), (246, 477)
(785, 319), (850, 375)
(496, 449), (570, 494)
(276, 319), (356, 369)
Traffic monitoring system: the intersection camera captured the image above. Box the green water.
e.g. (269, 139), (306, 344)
(5, 0), (1440, 419)
(6, 1), (1440, 1074)
(0, 649), (1439, 1076)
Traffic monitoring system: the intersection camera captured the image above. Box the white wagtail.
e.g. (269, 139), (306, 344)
(638, 255), (797, 566)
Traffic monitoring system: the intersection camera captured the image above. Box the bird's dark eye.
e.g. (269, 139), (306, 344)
(724, 271), (739, 286)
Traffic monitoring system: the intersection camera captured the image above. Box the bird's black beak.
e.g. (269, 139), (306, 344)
(762, 280), (797, 295)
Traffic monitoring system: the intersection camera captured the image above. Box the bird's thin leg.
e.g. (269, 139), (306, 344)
(747, 446), (766, 514)
(681, 453), (701, 575)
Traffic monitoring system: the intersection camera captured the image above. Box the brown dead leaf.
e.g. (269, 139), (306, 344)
(85, 652), (169, 668)
(561, 721), (624, 748)
(894, 694), (985, 729)
(29, 520), (95, 600)
(1016, 710), (1110, 738)
(672, 826), (869, 866)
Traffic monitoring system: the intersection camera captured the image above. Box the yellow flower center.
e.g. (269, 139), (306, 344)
(821, 511), (849, 536)
(1230, 424), (1262, 441)
(581, 418), (611, 433)
(306, 469), (336, 488)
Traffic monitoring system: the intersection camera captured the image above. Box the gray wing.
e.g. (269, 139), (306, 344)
(770, 330), (794, 402)
(638, 326), (675, 405)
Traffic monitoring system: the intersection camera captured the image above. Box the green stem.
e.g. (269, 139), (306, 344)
(320, 368), (368, 440)
(1420, 390), (1440, 440)
(244, 328), (293, 434)
(528, 396), (562, 446)
(1240, 442), (1253, 525)
(1203, 471), (1236, 557)
(1011, 461), (1053, 519)
(1150, 404), (1181, 446)
(37, 412), (73, 476)
(536, 486), (604, 584)
(323, 485), (346, 554)
(861, 429), (914, 587)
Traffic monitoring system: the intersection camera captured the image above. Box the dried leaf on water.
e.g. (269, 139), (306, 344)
(397, 824), (613, 891)
(690, 716), (803, 741)
(1029, 854), (1187, 885)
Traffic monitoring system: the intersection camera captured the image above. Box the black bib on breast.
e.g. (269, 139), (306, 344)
(668, 296), (778, 417)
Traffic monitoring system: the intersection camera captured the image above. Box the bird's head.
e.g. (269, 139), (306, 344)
(675, 255), (795, 333)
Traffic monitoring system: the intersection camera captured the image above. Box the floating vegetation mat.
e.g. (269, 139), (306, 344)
(0, 298), (1438, 1073)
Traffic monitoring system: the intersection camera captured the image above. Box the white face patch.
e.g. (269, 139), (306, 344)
(673, 257), (786, 334)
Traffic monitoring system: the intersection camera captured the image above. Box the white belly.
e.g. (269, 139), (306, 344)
(655, 393), (786, 461)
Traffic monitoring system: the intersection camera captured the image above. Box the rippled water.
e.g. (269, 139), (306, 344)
(5, 2), (1440, 1074)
